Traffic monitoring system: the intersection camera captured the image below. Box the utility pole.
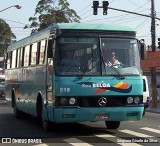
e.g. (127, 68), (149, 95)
(150, 0), (157, 108)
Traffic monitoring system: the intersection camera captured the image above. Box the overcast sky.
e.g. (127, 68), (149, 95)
(0, 0), (160, 46)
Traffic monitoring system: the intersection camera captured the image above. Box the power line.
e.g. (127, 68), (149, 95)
(137, 33), (151, 37)
(114, 16), (149, 25)
(135, 18), (150, 30)
(128, 0), (150, 10)
(82, 9), (150, 24)
(110, 1), (151, 24)
(110, 0), (117, 4)
(82, 13), (130, 23)
(10, 27), (26, 28)
(78, 2), (92, 14)
(1, 17), (29, 25)
(80, 9), (91, 17)
(82, 14), (93, 20)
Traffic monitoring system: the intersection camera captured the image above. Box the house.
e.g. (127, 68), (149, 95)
(141, 51), (160, 98)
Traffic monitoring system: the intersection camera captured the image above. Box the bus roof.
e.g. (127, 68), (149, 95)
(7, 23), (135, 52)
(56, 23), (135, 31)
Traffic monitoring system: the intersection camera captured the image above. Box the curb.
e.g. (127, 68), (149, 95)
(146, 108), (160, 114)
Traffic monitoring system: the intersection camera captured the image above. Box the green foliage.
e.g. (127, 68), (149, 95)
(0, 19), (16, 53)
(25, 0), (81, 34)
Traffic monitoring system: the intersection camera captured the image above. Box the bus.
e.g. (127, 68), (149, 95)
(5, 23), (146, 130)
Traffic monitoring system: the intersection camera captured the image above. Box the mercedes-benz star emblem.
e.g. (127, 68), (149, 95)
(98, 97), (107, 106)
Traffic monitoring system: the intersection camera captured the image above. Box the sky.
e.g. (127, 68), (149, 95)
(0, 0), (160, 46)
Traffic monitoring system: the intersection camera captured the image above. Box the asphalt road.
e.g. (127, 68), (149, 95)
(0, 100), (160, 146)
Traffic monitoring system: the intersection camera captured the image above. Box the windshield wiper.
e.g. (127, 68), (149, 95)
(77, 58), (93, 79)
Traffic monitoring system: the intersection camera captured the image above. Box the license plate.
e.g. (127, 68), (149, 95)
(94, 114), (108, 120)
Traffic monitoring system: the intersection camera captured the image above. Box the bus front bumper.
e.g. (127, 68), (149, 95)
(54, 106), (144, 123)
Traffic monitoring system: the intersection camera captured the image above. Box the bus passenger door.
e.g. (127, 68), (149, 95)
(46, 38), (54, 104)
(47, 58), (53, 102)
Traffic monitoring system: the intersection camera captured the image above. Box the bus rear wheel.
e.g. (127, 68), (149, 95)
(13, 102), (22, 119)
(105, 121), (120, 129)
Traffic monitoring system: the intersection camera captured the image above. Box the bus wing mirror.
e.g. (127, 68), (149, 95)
(140, 42), (147, 60)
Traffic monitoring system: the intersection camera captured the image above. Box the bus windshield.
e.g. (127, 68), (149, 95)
(56, 37), (141, 76)
(56, 37), (101, 75)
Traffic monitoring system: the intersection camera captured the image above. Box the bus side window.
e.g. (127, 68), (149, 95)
(47, 39), (54, 75)
(20, 47), (25, 67)
(11, 49), (17, 68)
(38, 40), (46, 65)
(47, 39), (53, 58)
(16, 48), (21, 68)
(31, 42), (37, 65)
(48, 59), (53, 75)
(37, 42), (40, 64)
(6, 52), (12, 69)
(29, 44), (32, 66)
(24, 45), (30, 67)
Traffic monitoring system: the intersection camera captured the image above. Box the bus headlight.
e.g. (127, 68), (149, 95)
(69, 98), (76, 105)
(127, 97), (133, 104)
(134, 97), (140, 104)
(60, 97), (67, 105)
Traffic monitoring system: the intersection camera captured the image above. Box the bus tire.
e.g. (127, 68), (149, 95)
(13, 100), (22, 119)
(105, 121), (120, 129)
(12, 91), (22, 119)
(143, 109), (146, 116)
(41, 106), (51, 131)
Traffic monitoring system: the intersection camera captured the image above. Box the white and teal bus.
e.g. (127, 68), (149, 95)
(5, 23), (146, 130)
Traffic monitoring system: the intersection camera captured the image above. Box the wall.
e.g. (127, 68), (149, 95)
(146, 75), (160, 100)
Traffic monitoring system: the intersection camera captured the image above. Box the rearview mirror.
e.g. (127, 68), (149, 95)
(140, 41), (147, 60)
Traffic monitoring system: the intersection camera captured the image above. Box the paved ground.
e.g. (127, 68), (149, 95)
(146, 101), (160, 114)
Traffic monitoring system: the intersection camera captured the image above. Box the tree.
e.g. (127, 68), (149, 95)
(25, 0), (81, 33)
(0, 18), (16, 54)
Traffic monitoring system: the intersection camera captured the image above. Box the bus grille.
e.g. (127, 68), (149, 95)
(78, 96), (126, 107)
(55, 96), (143, 107)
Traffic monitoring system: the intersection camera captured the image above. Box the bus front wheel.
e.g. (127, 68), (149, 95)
(105, 121), (120, 129)
(41, 105), (51, 131)
(143, 109), (145, 116)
